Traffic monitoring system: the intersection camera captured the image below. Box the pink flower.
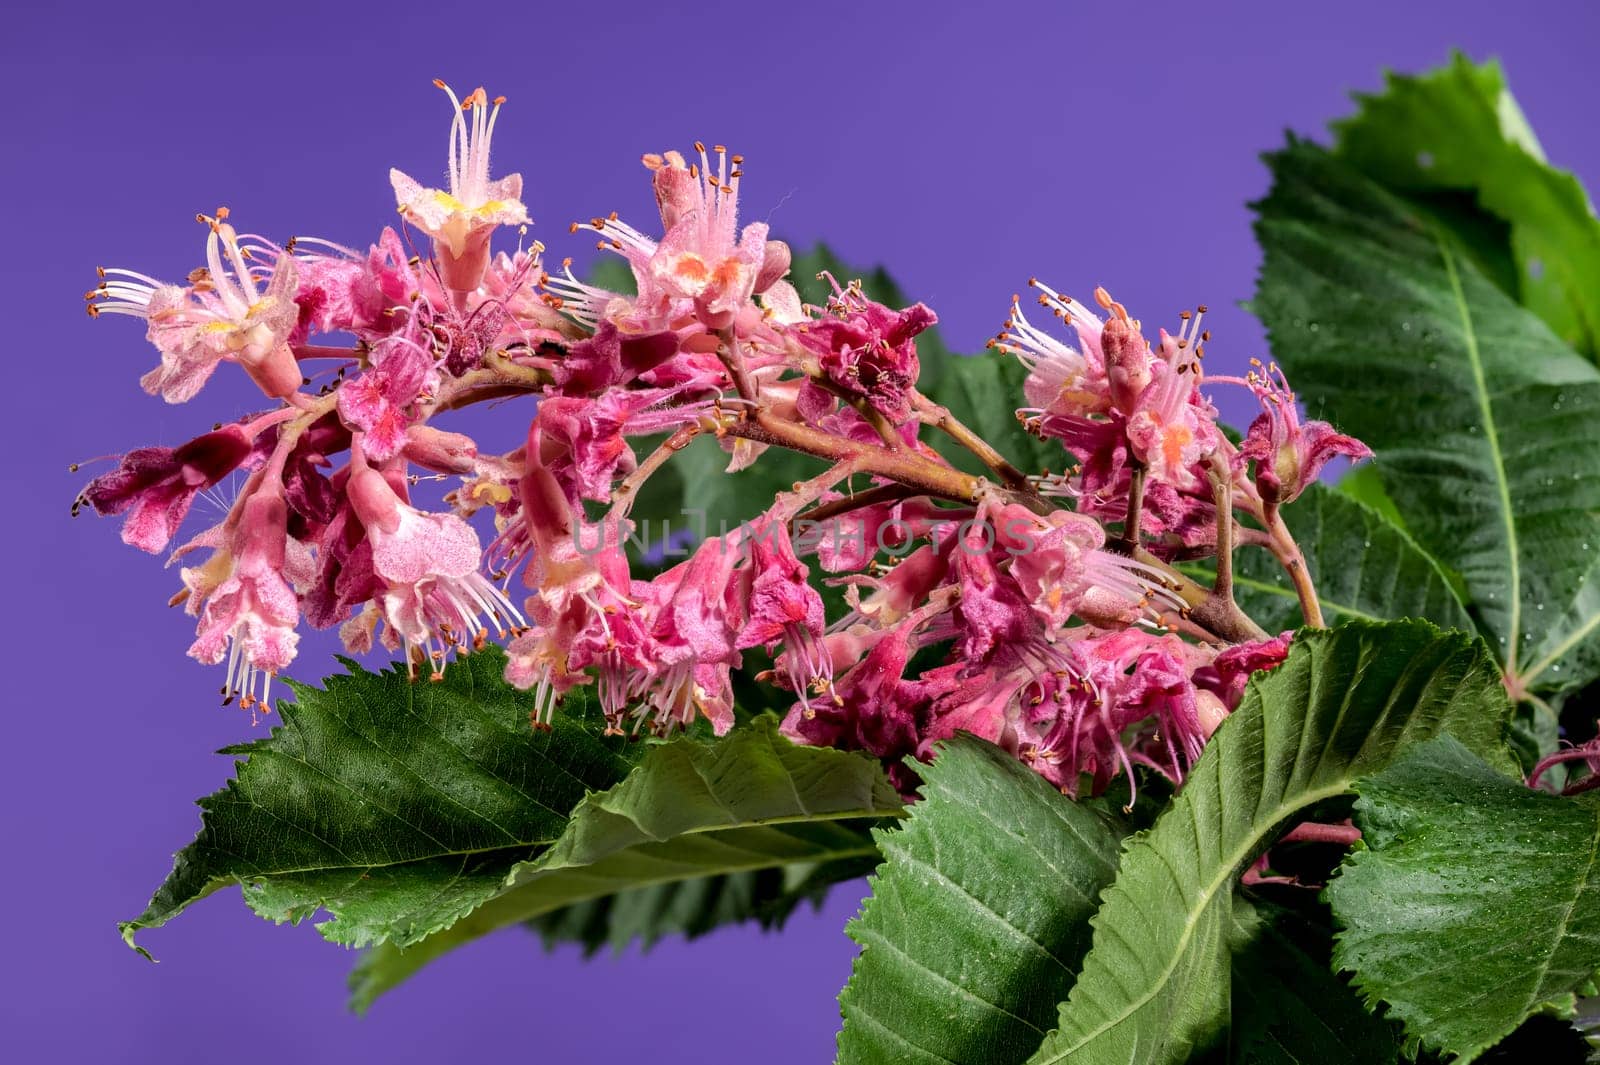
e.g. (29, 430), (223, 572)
(336, 331), (439, 462)
(781, 621), (927, 779)
(500, 420), (642, 726)
(564, 144), (790, 332)
(1015, 630), (1214, 796)
(303, 494), (381, 632)
(990, 279), (1112, 419)
(183, 483), (304, 711)
(1236, 361), (1371, 504)
(1003, 507), (1126, 629)
(1193, 631), (1294, 711)
(1124, 322), (1217, 491)
(480, 248), (571, 347)
(78, 424), (256, 553)
(789, 279), (936, 422)
(290, 227), (418, 339)
(949, 527), (1035, 666)
(551, 321), (682, 394)
(735, 517), (832, 707)
(631, 535), (747, 734)
(391, 83), (529, 293)
(535, 387), (710, 504)
(90, 213), (302, 402)
(346, 461), (521, 677)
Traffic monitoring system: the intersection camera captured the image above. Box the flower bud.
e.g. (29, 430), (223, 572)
(647, 150), (697, 230)
(240, 342), (305, 402)
(403, 425), (478, 474)
(755, 239), (791, 294)
(347, 465), (404, 535)
(1196, 690), (1230, 738)
(1102, 315), (1152, 414)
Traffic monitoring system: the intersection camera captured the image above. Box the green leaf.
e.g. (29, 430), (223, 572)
(1230, 901), (1403, 1064)
(528, 852), (876, 956)
(1335, 465), (1406, 530)
(1333, 53), (1600, 361)
(836, 736), (1124, 1065)
(1189, 482), (1473, 633)
(120, 648), (640, 957)
(1327, 735), (1600, 1062)
(1025, 620), (1514, 1065)
(349, 714), (902, 1011)
(1253, 139), (1600, 695)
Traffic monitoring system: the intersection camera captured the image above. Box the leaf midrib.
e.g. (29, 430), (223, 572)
(1437, 234), (1522, 671)
(1033, 782), (1350, 1061)
(176, 807), (900, 886)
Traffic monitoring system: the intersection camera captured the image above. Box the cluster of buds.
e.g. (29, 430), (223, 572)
(79, 82), (1367, 799)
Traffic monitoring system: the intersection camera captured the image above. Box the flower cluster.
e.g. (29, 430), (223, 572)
(79, 81), (1364, 798)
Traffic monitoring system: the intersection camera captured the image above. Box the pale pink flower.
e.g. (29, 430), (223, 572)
(1124, 317), (1218, 491)
(89, 213), (301, 402)
(346, 462), (521, 677)
(564, 144), (789, 332)
(182, 484), (303, 712)
(391, 83), (529, 293)
(990, 279), (1112, 420)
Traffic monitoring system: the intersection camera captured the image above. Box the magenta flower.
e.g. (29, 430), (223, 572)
(780, 621), (928, 787)
(391, 83), (529, 294)
(78, 424), (258, 553)
(1529, 731), (1600, 795)
(1236, 361), (1371, 504)
(89, 213), (302, 402)
(789, 279), (936, 422)
(290, 227), (418, 340)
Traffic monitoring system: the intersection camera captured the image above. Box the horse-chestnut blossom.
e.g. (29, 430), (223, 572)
(392, 83), (529, 295)
(78, 80), (1367, 802)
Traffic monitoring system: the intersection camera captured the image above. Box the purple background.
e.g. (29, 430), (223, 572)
(6, 2), (1599, 1061)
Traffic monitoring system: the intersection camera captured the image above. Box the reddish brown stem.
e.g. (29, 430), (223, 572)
(912, 392), (1032, 492)
(1280, 821), (1361, 847)
(1117, 459), (1148, 551)
(727, 410), (986, 506)
(610, 423), (703, 520)
(1207, 454), (1236, 603)
(799, 483), (918, 524)
(1264, 501), (1324, 628)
